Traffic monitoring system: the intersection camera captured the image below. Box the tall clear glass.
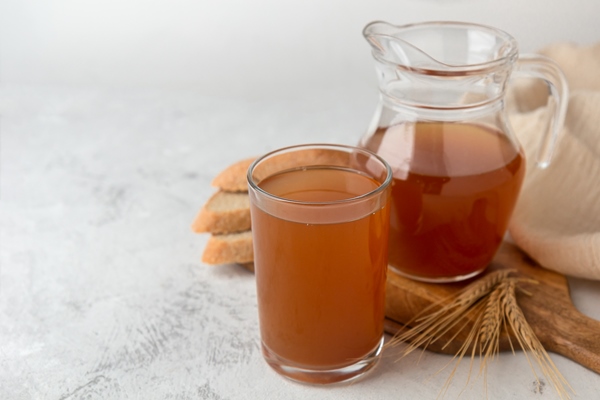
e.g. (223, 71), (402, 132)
(247, 144), (392, 384)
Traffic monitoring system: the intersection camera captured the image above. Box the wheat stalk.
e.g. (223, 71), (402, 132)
(502, 280), (574, 399)
(478, 283), (503, 360)
(387, 270), (513, 353)
(475, 281), (504, 398)
(387, 270), (574, 399)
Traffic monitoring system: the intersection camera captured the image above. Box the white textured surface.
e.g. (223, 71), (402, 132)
(1, 85), (599, 399)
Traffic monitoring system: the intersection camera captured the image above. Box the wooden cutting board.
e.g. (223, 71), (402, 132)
(383, 242), (600, 374)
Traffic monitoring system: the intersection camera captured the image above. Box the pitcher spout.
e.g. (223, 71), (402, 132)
(363, 21), (519, 109)
(363, 21), (452, 72)
(363, 20), (518, 73)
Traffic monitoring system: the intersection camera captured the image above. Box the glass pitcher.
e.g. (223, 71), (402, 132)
(359, 21), (568, 282)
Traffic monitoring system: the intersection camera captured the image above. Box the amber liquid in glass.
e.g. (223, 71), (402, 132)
(252, 167), (389, 369)
(362, 122), (525, 281)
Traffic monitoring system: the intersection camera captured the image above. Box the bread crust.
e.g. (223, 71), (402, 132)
(211, 157), (256, 192)
(192, 191), (251, 234)
(201, 231), (254, 265)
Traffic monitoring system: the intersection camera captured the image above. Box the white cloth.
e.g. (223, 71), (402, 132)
(508, 42), (600, 280)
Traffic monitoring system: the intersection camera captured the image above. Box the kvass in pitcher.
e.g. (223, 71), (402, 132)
(360, 21), (568, 282)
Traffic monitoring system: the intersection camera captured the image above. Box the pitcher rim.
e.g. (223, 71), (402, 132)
(363, 20), (519, 73)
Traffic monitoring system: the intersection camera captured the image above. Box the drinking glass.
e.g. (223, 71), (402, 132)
(247, 143), (392, 384)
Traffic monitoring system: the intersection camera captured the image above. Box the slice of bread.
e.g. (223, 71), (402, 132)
(192, 191), (251, 234)
(202, 230), (254, 265)
(211, 157), (256, 192)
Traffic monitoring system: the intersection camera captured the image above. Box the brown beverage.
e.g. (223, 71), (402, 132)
(362, 121), (525, 281)
(251, 166), (389, 371)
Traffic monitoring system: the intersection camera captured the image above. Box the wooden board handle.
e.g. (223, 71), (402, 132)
(520, 286), (600, 374)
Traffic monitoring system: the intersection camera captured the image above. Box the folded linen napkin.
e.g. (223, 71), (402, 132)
(508, 42), (600, 280)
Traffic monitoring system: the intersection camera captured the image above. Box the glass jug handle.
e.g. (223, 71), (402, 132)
(514, 55), (569, 168)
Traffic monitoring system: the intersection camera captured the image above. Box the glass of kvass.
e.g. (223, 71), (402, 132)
(248, 144), (392, 384)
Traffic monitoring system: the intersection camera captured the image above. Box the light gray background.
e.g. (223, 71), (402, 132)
(2, 0), (600, 96)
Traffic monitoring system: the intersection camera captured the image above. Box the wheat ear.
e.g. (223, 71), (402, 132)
(387, 269), (514, 354)
(387, 270), (573, 400)
(502, 280), (574, 400)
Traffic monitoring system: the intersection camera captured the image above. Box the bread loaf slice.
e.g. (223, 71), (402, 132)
(211, 157), (256, 192)
(202, 230), (254, 265)
(192, 191), (251, 234)
(195, 157), (256, 270)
